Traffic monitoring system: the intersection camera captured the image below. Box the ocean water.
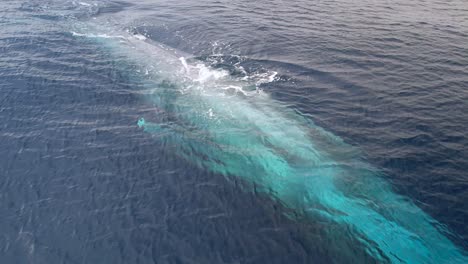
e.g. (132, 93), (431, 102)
(1, 0), (467, 263)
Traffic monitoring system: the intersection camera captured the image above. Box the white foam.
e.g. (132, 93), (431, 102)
(256, 71), (278, 85)
(207, 108), (214, 118)
(179, 57), (190, 74)
(194, 64), (228, 84)
(71, 31), (87, 37)
(71, 31), (126, 40)
(133, 34), (147, 40)
(220, 85), (249, 97)
(78, 2), (92, 7)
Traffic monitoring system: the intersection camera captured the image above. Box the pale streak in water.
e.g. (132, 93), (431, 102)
(72, 15), (467, 264)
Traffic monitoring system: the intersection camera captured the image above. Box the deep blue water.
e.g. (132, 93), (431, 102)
(1, 0), (467, 263)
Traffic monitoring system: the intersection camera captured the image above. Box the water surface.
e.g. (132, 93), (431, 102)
(1, 0), (467, 263)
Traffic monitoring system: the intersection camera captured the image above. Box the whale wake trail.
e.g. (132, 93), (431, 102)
(71, 15), (467, 264)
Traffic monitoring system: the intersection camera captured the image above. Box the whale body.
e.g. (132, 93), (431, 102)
(72, 19), (467, 263)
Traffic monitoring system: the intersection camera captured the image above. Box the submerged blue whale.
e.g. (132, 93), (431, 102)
(73, 20), (467, 263)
